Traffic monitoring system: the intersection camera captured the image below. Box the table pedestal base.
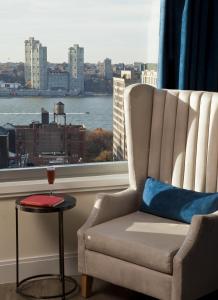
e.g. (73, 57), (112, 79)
(16, 274), (78, 299)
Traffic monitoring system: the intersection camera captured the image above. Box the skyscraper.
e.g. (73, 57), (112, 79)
(24, 37), (47, 90)
(104, 58), (113, 80)
(68, 44), (84, 94)
(98, 58), (113, 80)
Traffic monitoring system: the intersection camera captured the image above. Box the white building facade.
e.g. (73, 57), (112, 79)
(24, 37), (48, 90)
(0, 82), (21, 89)
(68, 44), (84, 94)
(113, 78), (127, 161)
(113, 76), (140, 161)
(141, 70), (157, 87)
(121, 70), (132, 80)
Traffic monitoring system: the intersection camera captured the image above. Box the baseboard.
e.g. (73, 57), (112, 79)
(0, 252), (78, 284)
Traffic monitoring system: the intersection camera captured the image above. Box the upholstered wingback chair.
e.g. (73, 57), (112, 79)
(78, 84), (218, 300)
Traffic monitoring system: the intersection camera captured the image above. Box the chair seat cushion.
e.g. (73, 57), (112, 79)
(85, 211), (189, 274)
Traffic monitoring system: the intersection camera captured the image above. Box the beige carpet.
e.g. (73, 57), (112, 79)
(0, 276), (217, 300)
(0, 276), (152, 300)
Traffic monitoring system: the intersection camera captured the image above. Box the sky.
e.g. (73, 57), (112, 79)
(0, 0), (160, 64)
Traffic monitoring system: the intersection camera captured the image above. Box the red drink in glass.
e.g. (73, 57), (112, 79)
(47, 166), (55, 185)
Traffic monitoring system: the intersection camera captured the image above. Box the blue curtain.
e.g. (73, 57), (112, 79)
(158, 0), (218, 91)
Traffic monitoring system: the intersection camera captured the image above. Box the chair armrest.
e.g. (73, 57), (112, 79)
(78, 188), (138, 233)
(172, 212), (218, 300)
(77, 188), (138, 273)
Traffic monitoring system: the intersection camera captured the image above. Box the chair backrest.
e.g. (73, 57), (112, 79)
(124, 84), (218, 194)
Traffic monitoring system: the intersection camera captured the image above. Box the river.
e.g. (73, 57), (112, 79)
(0, 95), (113, 131)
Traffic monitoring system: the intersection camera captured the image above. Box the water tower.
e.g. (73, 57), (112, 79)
(41, 108), (49, 125)
(53, 102), (66, 125)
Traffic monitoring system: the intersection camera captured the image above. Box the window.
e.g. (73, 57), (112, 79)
(0, 0), (160, 170)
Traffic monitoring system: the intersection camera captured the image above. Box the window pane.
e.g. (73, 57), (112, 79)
(0, 0), (160, 169)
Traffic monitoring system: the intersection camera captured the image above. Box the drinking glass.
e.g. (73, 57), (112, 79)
(46, 166), (55, 195)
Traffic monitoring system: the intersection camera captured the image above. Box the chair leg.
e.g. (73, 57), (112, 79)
(81, 274), (93, 298)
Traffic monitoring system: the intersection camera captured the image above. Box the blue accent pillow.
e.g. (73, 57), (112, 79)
(140, 177), (218, 223)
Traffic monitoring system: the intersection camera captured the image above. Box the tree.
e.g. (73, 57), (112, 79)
(85, 128), (113, 162)
(95, 150), (113, 162)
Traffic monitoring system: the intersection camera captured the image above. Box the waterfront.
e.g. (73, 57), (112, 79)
(0, 95), (113, 131)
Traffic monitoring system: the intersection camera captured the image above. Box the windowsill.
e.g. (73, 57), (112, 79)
(0, 161), (128, 182)
(0, 173), (129, 199)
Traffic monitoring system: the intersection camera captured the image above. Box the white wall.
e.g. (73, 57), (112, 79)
(0, 188), (124, 283)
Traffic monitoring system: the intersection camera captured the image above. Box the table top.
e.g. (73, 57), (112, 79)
(16, 193), (76, 213)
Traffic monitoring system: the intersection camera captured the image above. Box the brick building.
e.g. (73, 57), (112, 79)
(15, 122), (86, 166)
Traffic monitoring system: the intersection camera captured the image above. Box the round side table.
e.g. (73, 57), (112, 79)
(15, 194), (78, 300)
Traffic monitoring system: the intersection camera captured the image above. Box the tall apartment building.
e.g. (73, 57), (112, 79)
(68, 44), (84, 94)
(98, 58), (113, 80)
(104, 58), (113, 80)
(113, 76), (140, 161)
(24, 37), (48, 90)
(113, 78), (127, 161)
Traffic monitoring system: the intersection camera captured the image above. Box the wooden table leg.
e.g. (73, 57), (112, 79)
(81, 274), (93, 298)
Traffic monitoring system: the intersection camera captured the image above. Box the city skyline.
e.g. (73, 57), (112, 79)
(0, 0), (160, 64)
